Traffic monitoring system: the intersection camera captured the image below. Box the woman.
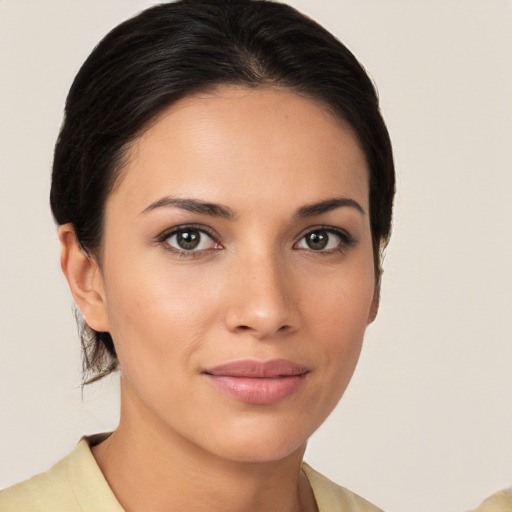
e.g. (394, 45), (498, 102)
(0, 1), (394, 510)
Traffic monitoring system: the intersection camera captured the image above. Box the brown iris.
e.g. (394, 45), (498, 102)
(305, 230), (329, 250)
(175, 229), (201, 250)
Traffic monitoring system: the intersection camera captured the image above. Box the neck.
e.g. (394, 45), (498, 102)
(91, 378), (317, 512)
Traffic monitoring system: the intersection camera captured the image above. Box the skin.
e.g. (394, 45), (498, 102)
(59, 86), (378, 512)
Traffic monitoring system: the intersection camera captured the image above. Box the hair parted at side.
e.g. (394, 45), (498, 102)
(50, 0), (395, 385)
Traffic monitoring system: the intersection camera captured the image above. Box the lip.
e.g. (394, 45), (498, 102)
(203, 359), (309, 405)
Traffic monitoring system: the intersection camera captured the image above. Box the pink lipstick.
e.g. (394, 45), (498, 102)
(203, 359), (309, 405)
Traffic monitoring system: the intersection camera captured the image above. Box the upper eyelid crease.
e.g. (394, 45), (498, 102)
(299, 227), (355, 244)
(157, 224), (218, 242)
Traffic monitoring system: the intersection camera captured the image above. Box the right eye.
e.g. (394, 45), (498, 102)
(294, 227), (354, 253)
(162, 227), (221, 253)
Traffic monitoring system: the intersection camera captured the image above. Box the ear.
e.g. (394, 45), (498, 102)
(58, 224), (110, 332)
(367, 280), (380, 325)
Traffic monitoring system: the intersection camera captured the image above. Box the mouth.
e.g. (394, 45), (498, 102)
(202, 359), (310, 405)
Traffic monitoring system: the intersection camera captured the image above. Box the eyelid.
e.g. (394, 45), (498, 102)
(294, 225), (356, 251)
(155, 223), (355, 256)
(156, 224), (222, 254)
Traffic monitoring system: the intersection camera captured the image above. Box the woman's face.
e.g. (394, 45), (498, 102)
(94, 86), (377, 462)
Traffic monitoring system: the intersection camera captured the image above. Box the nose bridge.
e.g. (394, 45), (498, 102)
(225, 246), (297, 337)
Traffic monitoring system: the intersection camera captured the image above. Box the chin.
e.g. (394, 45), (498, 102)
(198, 416), (311, 464)
(213, 439), (306, 465)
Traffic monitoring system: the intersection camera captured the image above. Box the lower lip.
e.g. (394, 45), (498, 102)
(205, 374), (307, 405)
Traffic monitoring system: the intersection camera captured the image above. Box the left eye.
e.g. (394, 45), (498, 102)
(296, 229), (346, 251)
(165, 228), (218, 252)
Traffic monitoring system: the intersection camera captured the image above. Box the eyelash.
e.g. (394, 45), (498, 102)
(156, 224), (222, 258)
(156, 224), (355, 257)
(294, 226), (356, 254)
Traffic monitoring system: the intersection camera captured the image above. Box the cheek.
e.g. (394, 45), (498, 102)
(305, 255), (375, 338)
(303, 259), (375, 389)
(101, 256), (223, 380)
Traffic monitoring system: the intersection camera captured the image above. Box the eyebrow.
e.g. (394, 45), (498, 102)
(141, 197), (235, 219)
(296, 197), (365, 217)
(141, 195), (364, 219)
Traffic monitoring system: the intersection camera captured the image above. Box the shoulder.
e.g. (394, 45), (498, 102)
(469, 488), (512, 512)
(0, 433), (122, 512)
(302, 462), (384, 512)
(0, 450), (80, 512)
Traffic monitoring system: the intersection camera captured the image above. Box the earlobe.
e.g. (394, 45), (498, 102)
(58, 224), (109, 332)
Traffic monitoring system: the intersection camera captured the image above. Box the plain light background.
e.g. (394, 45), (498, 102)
(1, 1), (511, 511)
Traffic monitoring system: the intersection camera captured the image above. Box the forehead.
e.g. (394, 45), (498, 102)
(110, 86), (369, 214)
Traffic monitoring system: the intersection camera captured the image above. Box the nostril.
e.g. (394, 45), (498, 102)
(234, 324), (292, 335)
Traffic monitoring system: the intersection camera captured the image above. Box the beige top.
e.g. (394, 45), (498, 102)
(469, 488), (512, 512)
(0, 433), (383, 512)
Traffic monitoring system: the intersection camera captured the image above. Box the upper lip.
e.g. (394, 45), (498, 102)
(203, 359), (310, 378)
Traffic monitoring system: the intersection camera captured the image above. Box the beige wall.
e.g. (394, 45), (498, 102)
(1, 1), (511, 511)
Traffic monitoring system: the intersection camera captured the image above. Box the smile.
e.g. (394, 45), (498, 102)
(203, 359), (310, 405)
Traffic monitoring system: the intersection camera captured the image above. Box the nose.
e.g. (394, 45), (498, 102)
(223, 252), (300, 339)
